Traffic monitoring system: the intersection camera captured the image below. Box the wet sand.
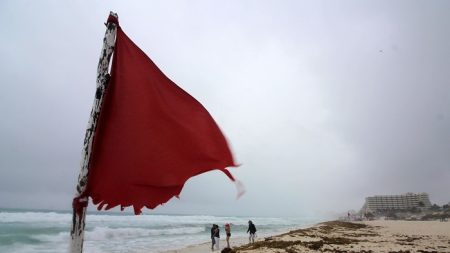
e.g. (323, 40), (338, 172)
(160, 236), (249, 253)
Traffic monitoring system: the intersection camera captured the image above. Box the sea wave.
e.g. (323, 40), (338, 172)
(86, 226), (206, 240)
(0, 210), (298, 226)
(0, 209), (320, 253)
(0, 211), (71, 224)
(31, 231), (69, 243)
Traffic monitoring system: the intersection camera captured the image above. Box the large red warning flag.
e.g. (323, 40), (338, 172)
(86, 20), (239, 214)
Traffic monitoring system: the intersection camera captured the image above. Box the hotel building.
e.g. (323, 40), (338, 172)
(361, 192), (431, 213)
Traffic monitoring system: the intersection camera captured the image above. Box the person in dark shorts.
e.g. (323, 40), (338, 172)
(247, 220), (257, 243)
(224, 223), (231, 248)
(211, 224), (216, 250)
(213, 224), (220, 250)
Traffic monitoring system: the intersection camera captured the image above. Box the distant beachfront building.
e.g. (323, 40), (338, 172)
(361, 192), (432, 213)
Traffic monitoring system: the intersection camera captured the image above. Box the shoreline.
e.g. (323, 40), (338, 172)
(159, 225), (313, 253)
(160, 220), (450, 253)
(159, 236), (249, 253)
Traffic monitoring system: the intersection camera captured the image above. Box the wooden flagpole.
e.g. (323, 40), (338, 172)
(70, 12), (118, 253)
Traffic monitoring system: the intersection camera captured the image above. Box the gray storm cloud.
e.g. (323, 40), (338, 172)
(0, 0), (449, 217)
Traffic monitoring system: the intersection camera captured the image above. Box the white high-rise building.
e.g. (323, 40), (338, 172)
(361, 192), (431, 213)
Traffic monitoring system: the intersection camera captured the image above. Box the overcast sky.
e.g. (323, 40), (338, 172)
(0, 1), (449, 218)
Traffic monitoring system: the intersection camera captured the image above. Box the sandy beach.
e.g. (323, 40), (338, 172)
(161, 236), (250, 253)
(163, 220), (450, 253)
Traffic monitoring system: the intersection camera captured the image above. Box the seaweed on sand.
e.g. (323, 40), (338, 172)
(319, 221), (369, 230)
(230, 221), (371, 252)
(232, 236), (358, 252)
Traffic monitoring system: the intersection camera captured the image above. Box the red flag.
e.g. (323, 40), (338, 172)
(86, 18), (239, 214)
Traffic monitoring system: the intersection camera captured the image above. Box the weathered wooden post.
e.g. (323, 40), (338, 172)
(70, 12), (118, 253)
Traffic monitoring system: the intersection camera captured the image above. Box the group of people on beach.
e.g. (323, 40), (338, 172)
(210, 220), (257, 251)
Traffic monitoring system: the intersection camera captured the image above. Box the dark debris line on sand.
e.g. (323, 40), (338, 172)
(226, 221), (449, 253)
(229, 221), (373, 253)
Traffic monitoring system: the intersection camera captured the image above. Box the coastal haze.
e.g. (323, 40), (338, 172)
(1, 0), (449, 219)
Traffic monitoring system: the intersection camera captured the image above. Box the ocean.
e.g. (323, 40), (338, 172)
(0, 208), (320, 253)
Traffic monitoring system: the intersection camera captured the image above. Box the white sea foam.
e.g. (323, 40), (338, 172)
(0, 210), (296, 226)
(31, 231), (70, 243)
(86, 226), (205, 241)
(0, 211), (71, 224)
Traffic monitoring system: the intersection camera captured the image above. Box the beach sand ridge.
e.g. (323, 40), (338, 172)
(161, 220), (450, 253)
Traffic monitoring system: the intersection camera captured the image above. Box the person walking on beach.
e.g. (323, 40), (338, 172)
(224, 223), (231, 248)
(247, 220), (257, 243)
(213, 224), (220, 250)
(211, 224), (216, 250)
